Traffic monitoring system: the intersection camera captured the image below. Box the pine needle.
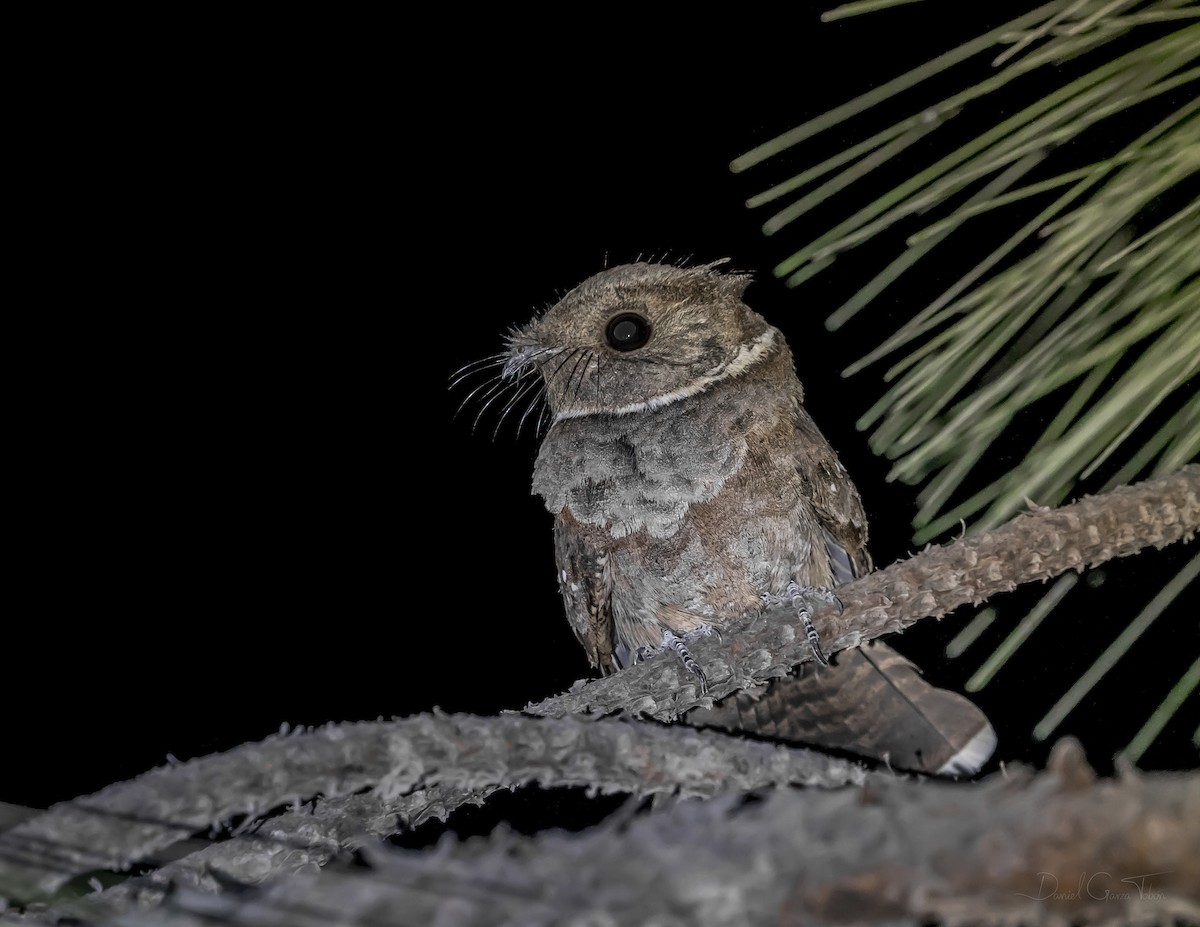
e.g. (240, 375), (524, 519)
(1033, 553), (1199, 741)
(1119, 654), (1200, 766)
(966, 574), (1078, 691)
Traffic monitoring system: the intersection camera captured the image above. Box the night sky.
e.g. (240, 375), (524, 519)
(9, 4), (1196, 816)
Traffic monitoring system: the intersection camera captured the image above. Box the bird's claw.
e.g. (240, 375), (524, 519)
(638, 628), (712, 694)
(763, 581), (843, 667)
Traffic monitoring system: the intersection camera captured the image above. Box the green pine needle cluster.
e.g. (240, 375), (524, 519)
(736, 0), (1199, 764)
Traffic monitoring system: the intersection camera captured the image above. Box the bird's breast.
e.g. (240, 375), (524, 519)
(532, 389), (756, 539)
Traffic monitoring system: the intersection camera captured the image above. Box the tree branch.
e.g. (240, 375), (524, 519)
(526, 465), (1199, 722)
(57, 742), (1200, 927)
(0, 714), (863, 908)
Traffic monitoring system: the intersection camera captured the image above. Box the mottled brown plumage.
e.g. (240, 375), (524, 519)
(503, 261), (995, 775)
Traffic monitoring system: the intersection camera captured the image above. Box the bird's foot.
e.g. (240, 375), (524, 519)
(761, 581), (842, 667)
(637, 628), (713, 693)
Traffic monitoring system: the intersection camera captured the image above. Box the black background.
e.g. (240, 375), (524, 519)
(7, 4), (1196, 815)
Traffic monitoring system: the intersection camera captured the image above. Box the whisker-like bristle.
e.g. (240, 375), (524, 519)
(493, 374), (543, 440)
(516, 384), (546, 440)
(560, 351), (589, 417)
(450, 357), (509, 391)
(542, 347), (582, 393)
(454, 345), (578, 435)
(502, 345), (558, 381)
(450, 352), (508, 384)
(535, 347), (583, 423)
(454, 347), (561, 434)
(471, 375), (521, 435)
(454, 371), (509, 420)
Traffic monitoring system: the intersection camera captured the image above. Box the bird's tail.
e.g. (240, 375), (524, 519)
(687, 640), (996, 776)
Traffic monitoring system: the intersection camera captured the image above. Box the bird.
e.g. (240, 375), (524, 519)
(497, 260), (996, 775)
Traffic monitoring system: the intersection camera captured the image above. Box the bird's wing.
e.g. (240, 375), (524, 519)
(691, 405), (995, 775)
(792, 406), (873, 578)
(553, 510), (617, 674)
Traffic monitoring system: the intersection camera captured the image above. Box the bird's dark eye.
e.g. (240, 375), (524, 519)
(605, 313), (652, 352)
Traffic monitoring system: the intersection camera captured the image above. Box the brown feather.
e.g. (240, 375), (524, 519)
(553, 510), (616, 673)
(688, 641), (996, 775)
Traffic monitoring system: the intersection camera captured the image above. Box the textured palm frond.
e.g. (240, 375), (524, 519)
(736, 0), (1199, 764)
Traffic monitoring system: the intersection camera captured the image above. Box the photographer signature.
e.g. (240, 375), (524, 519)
(1015, 871), (1171, 901)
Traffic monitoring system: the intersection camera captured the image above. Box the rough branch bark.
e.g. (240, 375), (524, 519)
(0, 714), (863, 908)
(88, 786), (498, 915)
(526, 465), (1199, 723)
(39, 742), (1200, 927)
